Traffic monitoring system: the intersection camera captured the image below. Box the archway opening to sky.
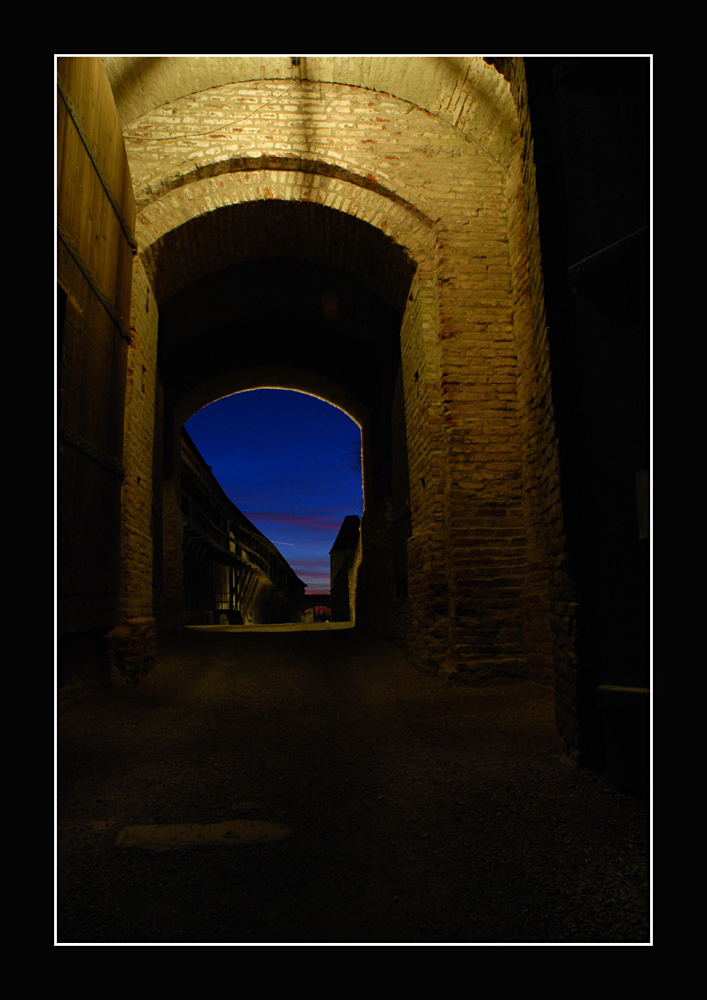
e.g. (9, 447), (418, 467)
(184, 388), (364, 596)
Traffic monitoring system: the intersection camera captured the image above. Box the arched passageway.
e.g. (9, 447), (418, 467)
(58, 57), (649, 780)
(59, 55), (568, 735)
(149, 208), (417, 640)
(119, 80), (563, 696)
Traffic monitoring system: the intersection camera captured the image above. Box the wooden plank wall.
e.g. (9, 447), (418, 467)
(57, 57), (136, 647)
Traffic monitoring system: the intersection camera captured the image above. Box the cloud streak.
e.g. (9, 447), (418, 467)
(244, 511), (345, 530)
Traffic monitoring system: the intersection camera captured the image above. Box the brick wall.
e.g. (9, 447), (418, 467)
(102, 257), (160, 680)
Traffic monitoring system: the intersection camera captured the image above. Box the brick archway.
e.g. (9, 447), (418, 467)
(118, 64), (570, 733)
(137, 167), (435, 310)
(136, 192), (434, 639)
(175, 366), (368, 430)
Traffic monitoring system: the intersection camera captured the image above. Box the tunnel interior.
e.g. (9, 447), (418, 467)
(153, 201), (417, 638)
(57, 55), (650, 785)
(57, 58), (650, 943)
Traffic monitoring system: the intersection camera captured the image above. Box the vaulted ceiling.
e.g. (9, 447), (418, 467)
(102, 56), (519, 168)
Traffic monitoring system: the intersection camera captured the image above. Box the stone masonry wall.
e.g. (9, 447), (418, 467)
(400, 266), (450, 672)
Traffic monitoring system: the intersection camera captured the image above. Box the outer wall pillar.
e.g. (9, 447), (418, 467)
(432, 152), (532, 683)
(400, 267), (454, 674)
(109, 258), (159, 680)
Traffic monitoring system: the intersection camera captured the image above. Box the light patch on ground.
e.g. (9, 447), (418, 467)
(115, 820), (291, 851)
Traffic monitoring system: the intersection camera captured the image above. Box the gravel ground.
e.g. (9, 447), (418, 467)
(57, 626), (651, 945)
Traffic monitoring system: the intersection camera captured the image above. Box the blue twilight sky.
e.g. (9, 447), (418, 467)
(185, 389), (363, 593)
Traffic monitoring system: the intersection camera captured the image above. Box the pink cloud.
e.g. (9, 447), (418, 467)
(244, 510), (344, 530)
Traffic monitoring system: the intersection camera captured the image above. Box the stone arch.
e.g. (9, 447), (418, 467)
(137, 168), (436, 310)
(132, 154), (436, 223)
(104, 56), (520, 171)
(125, 72), (517, 652)
(176, 366), (368, 434)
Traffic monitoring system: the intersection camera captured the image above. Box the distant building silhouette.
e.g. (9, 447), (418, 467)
(330, 516), (361, 622)
(181, 429), (306, 625)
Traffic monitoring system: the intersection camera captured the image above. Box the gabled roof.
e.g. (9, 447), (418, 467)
(329, 515), (360, 554)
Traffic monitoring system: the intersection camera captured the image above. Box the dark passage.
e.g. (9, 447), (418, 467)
(57, 628), (649, 944)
